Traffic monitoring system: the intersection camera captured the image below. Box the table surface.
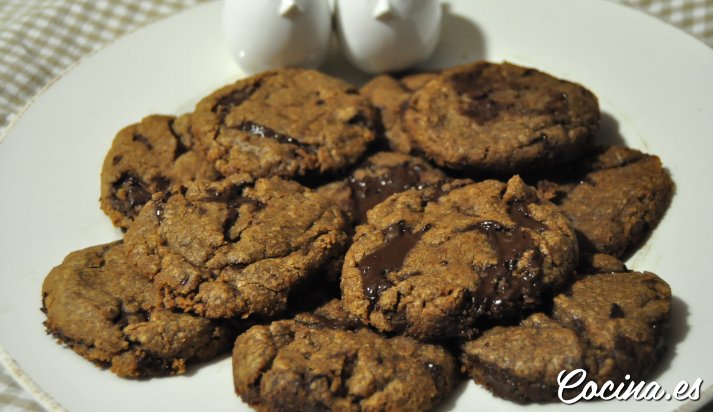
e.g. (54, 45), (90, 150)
(1, 0), (712, 411)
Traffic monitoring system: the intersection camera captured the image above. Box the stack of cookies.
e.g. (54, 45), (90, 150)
(41, 62), (674, 410)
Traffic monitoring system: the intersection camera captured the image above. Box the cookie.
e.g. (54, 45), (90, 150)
(402, 62), (600, 174)
(41, 242), (235, 378)
(360, 72), (438, 153)
(232, 300), (459, 411)
(538, 146), (674, 257)
(576, 253), (627, 276)
(316, 151), (446, 224)
(460, 313), (585, 403)
(460, 271), (671, 403)
(192, 68), (377, 180)
(100, 114), (217, 229)
(340, 175), (579, 341)
(124, 175), (349, 319)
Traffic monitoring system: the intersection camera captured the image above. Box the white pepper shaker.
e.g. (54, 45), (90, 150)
(223, 0), (332, 73)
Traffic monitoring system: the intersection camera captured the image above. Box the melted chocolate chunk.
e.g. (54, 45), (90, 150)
(213, 82), (261, 115)
(468, 221), (544, 319)
(136, 353), (173, 374)
(424, 361), (448, 393)
(151, 175), (171, 192)
(168, 119), (190, 160)
(609, 303), (625, 319)
(347, 164), (427, 223)
(110, 173), (151, 218)
(450, 67), (505, 124)
(132, 133), (153, 150)
(508, 199), (548, 232)
(238, 121), (317, 152)
(450, 66), (569, 125)
(203, 183), (250, 204)
(347, 112), (370, 128)
(222, 209), (240, 242)
(358, 222), (427, 306)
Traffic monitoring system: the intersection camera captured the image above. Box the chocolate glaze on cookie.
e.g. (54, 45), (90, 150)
(316, 152), (446, 224)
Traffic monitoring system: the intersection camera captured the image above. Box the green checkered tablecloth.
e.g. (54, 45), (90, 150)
(0, 0), (712, 411)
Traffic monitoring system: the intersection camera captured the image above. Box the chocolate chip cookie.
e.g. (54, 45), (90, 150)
(460, 271), (671, 403)
(192, 68), (377, 180)
(41, 242), (235, 378)
(124, 175), (349, 319)
(316, 151), (446, 224)
(100, 114), (217, 229)
(360, 72), (438, 153)
(341, 176), (579, 341)
(538, 146), (674, 257)
(402, 62), (600, 174)
(232, 299), (459, 411)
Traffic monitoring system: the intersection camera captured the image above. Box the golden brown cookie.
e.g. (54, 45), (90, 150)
(192, 68), (377, 180)
(402, 62), (600, 174)
(538, 146), (674, 258)
(100, 114), (217, 229)
(41, 242), (235, 378)
(124, 175), (349, 319)
(341, 176), (578, 341)
(460, 271), (671, 403)
(232, 300), (459, 411)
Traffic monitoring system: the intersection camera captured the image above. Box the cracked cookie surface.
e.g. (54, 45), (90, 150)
(41, 242), (235, 378)
(340, 176), (578, 341)
(402, 62), (600, 174)
(192, 68), (377, 180)
(232, 299), (459, 412)
(100, 114), (217, 229)
(360, 72), (438, 153)
(460, 271), (671, 402)
(124, 175), (349, 319)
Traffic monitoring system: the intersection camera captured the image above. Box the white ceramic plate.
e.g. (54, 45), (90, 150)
(1, 1), (712, 411)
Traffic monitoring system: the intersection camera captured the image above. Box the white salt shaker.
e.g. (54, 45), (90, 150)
(335, 0), (442, 74)
(222, 0), (332, 73)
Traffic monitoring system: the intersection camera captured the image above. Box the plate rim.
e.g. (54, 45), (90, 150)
(0, 0), (712, 410)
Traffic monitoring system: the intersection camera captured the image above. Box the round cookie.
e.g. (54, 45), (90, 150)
(459, 271), (671, 403)
(316, 151), (446, 224)
(402, 62), (600, 174)
(360, 72), (438, 153)
(232, 299), (459, 412)
(340, 175), (579, 341)
(41, 242), (235, 378)
(538, 146), (673, 258)
(124, 175), (349, 319)
(460, 313), (586, 403)
(100, 114), (217, 229)
(192, 68), (377, 180)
